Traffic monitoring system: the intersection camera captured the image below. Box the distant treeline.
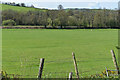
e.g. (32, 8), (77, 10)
(2, 2), (35, 8)
(2, 4), (120, 29)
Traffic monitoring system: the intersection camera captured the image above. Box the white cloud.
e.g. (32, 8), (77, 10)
(88, 3), (97, 7)
(1, 0), (119, 9)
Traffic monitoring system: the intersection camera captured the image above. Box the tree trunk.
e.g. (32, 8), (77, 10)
(92, 20), (93, 28)
(52, 20), (54, 28)
(89, 21), (90, 27)
(44, 25), (47, 28)
(60, 25), (62, 29)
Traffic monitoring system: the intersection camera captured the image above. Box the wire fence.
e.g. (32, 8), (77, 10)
(2, 56), (118, 78)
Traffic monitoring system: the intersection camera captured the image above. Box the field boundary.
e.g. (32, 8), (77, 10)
(1, 50), (119, 79)
(1, 26), (120, 29)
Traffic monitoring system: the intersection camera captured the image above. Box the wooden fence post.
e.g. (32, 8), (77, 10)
(38, 58), (45, 79)
(69, 72), (73, 80)
(105, 67), (109, 77)
(110, 50), (119, 74)
(72, 52), (79, 79)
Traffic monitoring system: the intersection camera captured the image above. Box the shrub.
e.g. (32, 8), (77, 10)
(2, 19), (16, 26)
(0, 71), (7, 78)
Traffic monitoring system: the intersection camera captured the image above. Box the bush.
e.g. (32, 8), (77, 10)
(0, 71), (7, 78)
(2, 19), (16, 26)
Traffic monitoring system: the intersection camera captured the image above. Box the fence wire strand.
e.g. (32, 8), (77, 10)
(2, 57), (116, 78)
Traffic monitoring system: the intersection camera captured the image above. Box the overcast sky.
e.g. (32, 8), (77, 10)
(1, 0), (120, 9)
(0, 0), (119, 2)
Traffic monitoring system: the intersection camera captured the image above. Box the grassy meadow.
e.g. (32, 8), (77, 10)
(0, 4), (46, 12)
(2, 29), (118, 78)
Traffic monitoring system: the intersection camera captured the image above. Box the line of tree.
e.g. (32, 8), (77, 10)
(2, 5), (119, 28)
(2, 2), (34, 8)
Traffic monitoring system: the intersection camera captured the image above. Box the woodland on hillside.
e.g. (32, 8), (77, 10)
(2, 2), (120, 28)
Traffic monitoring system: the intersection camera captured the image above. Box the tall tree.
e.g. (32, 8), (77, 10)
(21, 3), (26, 7)
(48, 10), (58, 28)
(57, 10), (68, 29)
(41, 11), (48, 28)
(58, 5), (64, 10)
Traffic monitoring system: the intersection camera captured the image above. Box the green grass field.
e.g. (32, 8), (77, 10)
(0, 4), (46, 12)
(2, 29), (118, 78)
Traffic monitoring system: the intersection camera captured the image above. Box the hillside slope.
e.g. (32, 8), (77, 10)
(0, 4), (47, 12)
(0, 4), (111, 12)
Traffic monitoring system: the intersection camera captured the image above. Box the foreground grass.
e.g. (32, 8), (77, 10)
(2, 29), (118, 78)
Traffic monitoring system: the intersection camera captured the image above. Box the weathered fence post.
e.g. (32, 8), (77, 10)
(38, 58), (45, 79)
(110, 50), (119, 74)
(69, 72), (73, 80)
(72, 52), (79, 79)
(105, 67), (109, 77)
